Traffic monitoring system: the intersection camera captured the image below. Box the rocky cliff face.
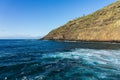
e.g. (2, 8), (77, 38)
(42, 1), (120, 42)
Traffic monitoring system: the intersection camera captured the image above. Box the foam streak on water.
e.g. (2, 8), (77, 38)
(41, 49), (120, 79)
(0, 40), (120, 80)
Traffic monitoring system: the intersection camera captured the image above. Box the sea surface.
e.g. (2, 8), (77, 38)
(0, 39), (120, 80)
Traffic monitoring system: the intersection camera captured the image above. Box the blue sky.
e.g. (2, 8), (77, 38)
(0, 0), (116, 39)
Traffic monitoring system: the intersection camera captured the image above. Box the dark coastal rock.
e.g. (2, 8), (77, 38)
(42, 1), (120, 42)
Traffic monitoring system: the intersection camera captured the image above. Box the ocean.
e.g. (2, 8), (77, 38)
(0, 39), (120, 80)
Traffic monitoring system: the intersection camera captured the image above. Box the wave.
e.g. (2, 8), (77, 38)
(0, 40), (120, 80)
(42, 48), (120, 65)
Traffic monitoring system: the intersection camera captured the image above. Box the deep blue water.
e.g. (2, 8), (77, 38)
(0, 39), (120, 80)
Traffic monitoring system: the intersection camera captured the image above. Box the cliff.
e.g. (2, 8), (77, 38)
(42, 1), (120, 42)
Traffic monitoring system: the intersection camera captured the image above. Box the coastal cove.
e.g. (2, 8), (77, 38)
(0, 0), (120, 80)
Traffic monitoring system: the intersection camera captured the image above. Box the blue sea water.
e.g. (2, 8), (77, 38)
(0, 39), (120, 80)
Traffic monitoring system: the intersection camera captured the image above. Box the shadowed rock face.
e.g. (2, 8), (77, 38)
(42, 1), (120, 42)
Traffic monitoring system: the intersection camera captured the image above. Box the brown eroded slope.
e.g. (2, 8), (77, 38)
(42, 1), (120, 42)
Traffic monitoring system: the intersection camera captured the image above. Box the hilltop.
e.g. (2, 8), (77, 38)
(42, 1), (120, 42)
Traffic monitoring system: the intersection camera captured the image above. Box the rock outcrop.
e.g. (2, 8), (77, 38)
(42, 1), (120, 42)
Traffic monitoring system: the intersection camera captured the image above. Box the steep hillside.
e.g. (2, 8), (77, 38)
(42, 1), (120, 42)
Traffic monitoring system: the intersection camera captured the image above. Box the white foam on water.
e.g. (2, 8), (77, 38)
(42, 48), (120, 68)
(18, 48), (120, 80)
(35, 75), (46, 80)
